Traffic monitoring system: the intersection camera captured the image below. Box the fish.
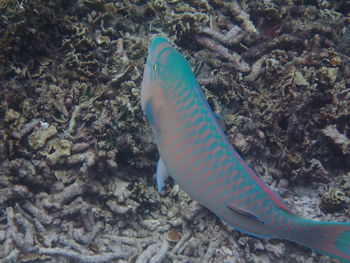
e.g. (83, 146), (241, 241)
(141, 36), (350, 262)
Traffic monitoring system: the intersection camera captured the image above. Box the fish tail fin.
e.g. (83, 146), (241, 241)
(289, 217), (350, 262)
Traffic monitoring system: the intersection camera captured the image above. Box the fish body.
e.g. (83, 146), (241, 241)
(141, 36), (350, 262)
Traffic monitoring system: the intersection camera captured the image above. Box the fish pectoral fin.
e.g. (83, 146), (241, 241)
(156, 157), (169, 193)
(144, 97), (162, 142)
(226, 203), (264, 224)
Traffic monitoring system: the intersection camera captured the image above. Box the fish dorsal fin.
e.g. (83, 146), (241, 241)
(226, 203), (264, 224)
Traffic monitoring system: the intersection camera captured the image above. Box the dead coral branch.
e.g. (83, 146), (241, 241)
(195, 35), (250, 72)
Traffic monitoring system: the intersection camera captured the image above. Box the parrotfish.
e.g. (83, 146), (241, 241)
(141, 36), (350, 262)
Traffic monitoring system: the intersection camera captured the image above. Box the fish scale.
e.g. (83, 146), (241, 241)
(141, 36), (350, 262)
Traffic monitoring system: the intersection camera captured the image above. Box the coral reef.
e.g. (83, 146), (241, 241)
(0, 0), (349, 262)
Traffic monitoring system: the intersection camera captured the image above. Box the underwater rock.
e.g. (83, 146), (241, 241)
(322, 125), (350, 155)
(42, 138), (73, 165)
(321, 188), (348, 213)
(12, 119), (40, 140)
(95, 34), (110, 45)
(232, 133), (252, 153)
(336, 26), (350, 56)
(0, 137), (8, 162)
(6, 158), (53, 187)
(72, 142), (90, 153)
(166, 229), (182, 243)
(27, 126), (57, 151)
(84, 0), (105, 12)
(4, 108), (20, 122)
(0, 184), (33, 207)
(320, 66), (339, 85)
(293, 71), (309, 86)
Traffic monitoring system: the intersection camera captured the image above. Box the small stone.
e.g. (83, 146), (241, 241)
(4, 108), (20, 122)
(72, 142), (90, 153)
(320, 67), (339, 84)
(95, 35), (110, 45)
(45, 139), (73, 165)
(293, 71), (309, 86)
(166, 229), (182, 242)
(232, 133), (251, 153)
(277, 179), (289, 189)
(265, 241), (285, 258)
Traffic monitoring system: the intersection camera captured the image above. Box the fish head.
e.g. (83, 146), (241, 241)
(141, 36), (194, 110)
(141, 37), (169, 111)
(141, 36), (199, 141)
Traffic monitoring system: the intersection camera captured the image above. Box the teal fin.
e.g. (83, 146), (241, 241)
(227, 203), (264, 224)
(144, 98), (155, 126)
(286, 218), (350, 262)
(156, 157), (169, 193)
